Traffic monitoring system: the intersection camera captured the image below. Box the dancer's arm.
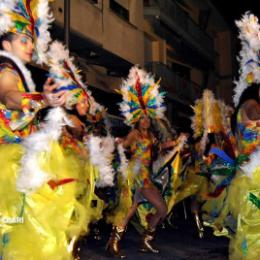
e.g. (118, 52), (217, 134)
(0, 69), (22, 109)
(160, 133), (189, 150)
(0, 70), (65, 110)
(66, 114), (85, 139)
(160, 139), (177, 150)
(116, 129), (137, 148)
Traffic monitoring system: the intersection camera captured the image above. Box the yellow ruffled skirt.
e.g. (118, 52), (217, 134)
(0, 142), (92, 260)
(228, 166), (260, 260)
(113, 152), (206, 230)
(77, 160), (106, 232)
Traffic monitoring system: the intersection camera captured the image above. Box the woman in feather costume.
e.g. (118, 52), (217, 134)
(47, 40), (133, 259)
(105, 66), (183, 258)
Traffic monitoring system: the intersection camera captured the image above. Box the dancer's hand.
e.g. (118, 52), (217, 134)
(43, 77), (66, 107)
(161, 139), (176, 150)
(180, 132), (189, 138)
(115, 137), (123, 144)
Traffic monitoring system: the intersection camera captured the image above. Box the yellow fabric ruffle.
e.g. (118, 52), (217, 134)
(0, 142), (92, 260)
(229, 167), (260, 260)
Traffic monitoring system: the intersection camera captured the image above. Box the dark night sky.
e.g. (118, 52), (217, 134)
(212, 0), (260, 30)
(210, 0), (260, 76)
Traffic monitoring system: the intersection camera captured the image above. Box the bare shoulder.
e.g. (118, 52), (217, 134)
(0, 68), (20, 103)
(0, 68), (19, 88)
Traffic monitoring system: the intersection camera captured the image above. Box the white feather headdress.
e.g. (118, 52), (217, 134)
(48, 41), (105, 122)
(233, 12), (260, 106)
(0, 0), (16, 35)
(119, 66), (166, 126)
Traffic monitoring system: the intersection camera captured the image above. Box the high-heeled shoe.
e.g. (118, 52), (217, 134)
(106, 226), (126, 258)
(139, 227), (160, 254)
(194, 212), (204, 238)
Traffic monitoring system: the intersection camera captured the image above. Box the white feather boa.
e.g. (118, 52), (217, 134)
(0, 51), (36, 92)
(117, 143), (128, 181)
(16, 107), (72, 193)
(241, 148), (260, 179)
(86, 135), (116, 187)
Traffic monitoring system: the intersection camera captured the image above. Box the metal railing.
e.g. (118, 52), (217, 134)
(145, 62), (202, 102)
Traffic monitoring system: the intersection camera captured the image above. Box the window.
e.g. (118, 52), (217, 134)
(170, 62), (190, 80)
(110, 0), (129, 21)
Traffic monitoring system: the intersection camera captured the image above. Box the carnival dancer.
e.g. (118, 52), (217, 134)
(190, 89), (236, 238)
(105, 66), (183, 258)
(216, 13), (260, 259)
(0, 1), (93, 259)
(46, 40), (132, 259)
(132, 130), (189, 233)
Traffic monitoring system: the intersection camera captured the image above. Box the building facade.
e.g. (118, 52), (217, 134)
(50, 0), (233, 131)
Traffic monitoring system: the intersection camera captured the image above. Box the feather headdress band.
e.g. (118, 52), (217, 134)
(233, 12), (260, 106)
(0, 0), (53, 64)
(119, 66), (166, 126)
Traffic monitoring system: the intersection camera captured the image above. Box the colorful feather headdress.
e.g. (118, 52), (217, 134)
(119, 66), (166, 126)
(0, 0), (53, 64)
(233, 12), (260, 106)
(47, 41), (105, 122)
(191, 89), (226, 151)
(191, 90), (221, 136)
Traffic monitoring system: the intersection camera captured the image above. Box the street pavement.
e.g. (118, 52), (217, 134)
(79, 219), (229, 260)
